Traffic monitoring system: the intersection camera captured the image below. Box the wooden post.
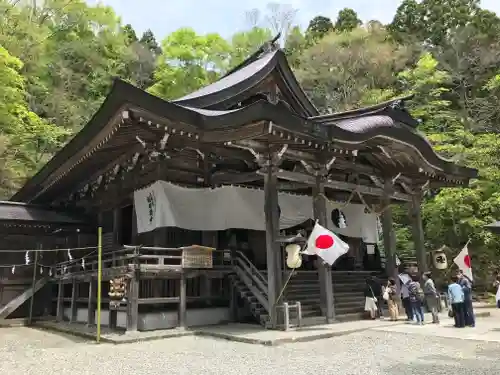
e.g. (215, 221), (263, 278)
(381, 183), (398, 283)
(87, 278), (96, 326)
(410, 193), (427, 273)
(127, 246), (139, 332)
(264, 166), (280, 328)
(126, 277), (139, 332)
(313, 177), (335, 322)
(131, 204), (138, 245)
(56, 279), (64, 321)
(200, 275), (212, 305)
(70, 279), (78, 323)
(112, 207), (121, 266)
(28, 246), (40, 325)
(229, 284), (238, 321)
(178, 272), (187, 328)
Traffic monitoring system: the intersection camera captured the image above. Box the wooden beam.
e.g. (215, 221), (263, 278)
(178, 272), (187, 328)
(410, 193), (427, 272)
(70, 279), (77, 323)
(87, 278), (96, 326)
(265, 169), (411, 202)
(264, 166), (280, 329)
(313, 178), (334, 322)
(56, 279), (64, 322)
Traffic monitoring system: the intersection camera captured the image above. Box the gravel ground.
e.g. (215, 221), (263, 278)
(0, 327), (498, 375)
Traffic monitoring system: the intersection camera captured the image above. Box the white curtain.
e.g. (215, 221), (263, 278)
(134, 180), (377, 242)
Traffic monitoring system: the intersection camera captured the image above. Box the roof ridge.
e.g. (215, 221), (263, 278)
(310, 95), (414, 121)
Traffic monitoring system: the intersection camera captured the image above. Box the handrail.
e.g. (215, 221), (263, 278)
(235, 250), (268, 288)
(234, 266), (269, 311)
(235, 257), (268, 298)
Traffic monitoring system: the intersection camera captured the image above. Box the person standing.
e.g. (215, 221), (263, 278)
(400, 274), (413, 320)
(494, 276), (500, 308)
(386, 278), (399, 321)
(457, 270), (475, 327)
(448, 275), (466, 328)
(408, 276), (425, 325)
(422, 272), (440, 324)
(364, 277), (378, 319)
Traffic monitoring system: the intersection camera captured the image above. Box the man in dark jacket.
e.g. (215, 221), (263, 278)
(457, 270), (475, 327)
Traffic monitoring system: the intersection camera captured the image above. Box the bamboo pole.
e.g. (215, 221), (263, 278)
(96, 227), (102, 343)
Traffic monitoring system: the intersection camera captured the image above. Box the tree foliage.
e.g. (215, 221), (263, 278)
(334, 8), (362, 33)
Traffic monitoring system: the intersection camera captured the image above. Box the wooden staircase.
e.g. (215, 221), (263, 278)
(262, 270), (381, 321)
(230, 252), (384, 327)
(0, 277), (49, 319)
(230, 251), (269, 326)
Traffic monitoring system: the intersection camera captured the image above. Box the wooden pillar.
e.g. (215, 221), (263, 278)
(410, 193), (427, 273)
(87, 278), (96, 326)
(381, 183), (397, 282)
(178, 272), (187, 328)
(131, 204), (138, 245)
(56, 279), (64, 321)
(264, 166), (281, 328)
(70, 279), (78, 323)
(126, 277), (139, 331)
(313, 177), (335, 322)
(113, 207), (122, 263)
(229, 283), (238, 321)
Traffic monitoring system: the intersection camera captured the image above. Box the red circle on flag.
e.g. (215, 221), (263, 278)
(315, 234), (334, 250)
(463, 255), (471, 268)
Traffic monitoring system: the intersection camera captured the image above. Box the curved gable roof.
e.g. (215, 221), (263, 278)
(173, 37), (318, 117)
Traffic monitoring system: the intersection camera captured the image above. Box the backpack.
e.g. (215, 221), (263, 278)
(409, 281), (424, 301)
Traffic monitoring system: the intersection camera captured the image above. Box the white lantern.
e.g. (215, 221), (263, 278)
(433, 249), (448, 270)
(285, 244), (302, 269)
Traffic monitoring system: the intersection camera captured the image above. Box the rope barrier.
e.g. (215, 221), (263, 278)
(0, 246), (97, 253)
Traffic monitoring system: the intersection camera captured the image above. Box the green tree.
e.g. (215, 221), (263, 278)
(229, 27), (272, 68)
(284, 25), (306, 68)
(0, 45), (67, 197)
(148, 28), (231, 100)
(297, 27), (412, 112)
(334, 8), (362, 33)
(305, 15), (334, 42)
(123, 24), (138, 45)
(388, 0), (423, 42)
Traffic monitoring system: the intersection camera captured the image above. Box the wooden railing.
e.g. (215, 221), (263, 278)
(51, 245), (233, 279)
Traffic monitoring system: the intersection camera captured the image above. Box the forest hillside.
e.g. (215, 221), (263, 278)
(1, 0), (499, 283)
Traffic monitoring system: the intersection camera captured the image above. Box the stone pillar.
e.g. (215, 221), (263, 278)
(410, 193), (427, 273)
(264, 166), (281, 328)
(312, 177), (335, 322)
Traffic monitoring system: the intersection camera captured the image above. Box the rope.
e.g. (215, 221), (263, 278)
(355, 191), (391, 215)
(318, 188), (356, 210)
(0, 246), (97, 253)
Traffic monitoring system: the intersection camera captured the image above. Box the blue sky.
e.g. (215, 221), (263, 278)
(88, 0), (500, 40)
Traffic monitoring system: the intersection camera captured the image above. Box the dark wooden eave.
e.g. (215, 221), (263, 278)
(0, 201), (88, 230)
(12, 79), (477, 204)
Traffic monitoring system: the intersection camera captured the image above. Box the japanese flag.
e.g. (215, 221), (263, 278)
(303, 222), (349, 266)
(453, 242), (473, 281)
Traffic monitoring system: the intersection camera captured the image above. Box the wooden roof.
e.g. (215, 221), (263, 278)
(11, 38), (478, 205)
(0, 201), (90, 237)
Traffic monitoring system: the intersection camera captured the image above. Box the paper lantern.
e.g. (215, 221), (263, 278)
(433, 250), (448, 270)
(285, 243), (302, 269)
